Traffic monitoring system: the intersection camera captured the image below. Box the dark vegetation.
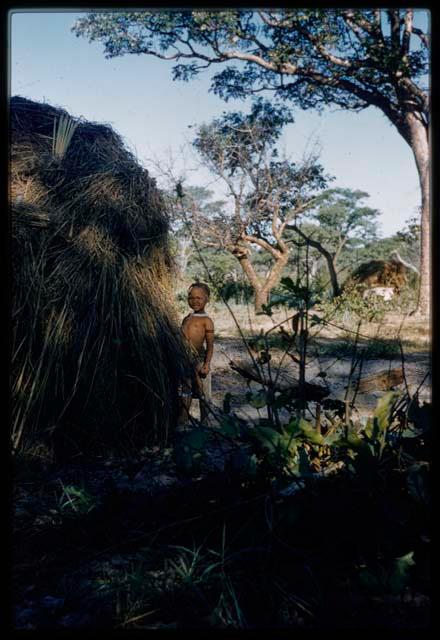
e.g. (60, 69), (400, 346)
(12, 365), (431, 630)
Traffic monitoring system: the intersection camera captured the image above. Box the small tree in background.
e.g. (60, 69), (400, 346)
(186, 99), (329, 312)
(286, 188), (380, 297)
(163, 184), (228, 284)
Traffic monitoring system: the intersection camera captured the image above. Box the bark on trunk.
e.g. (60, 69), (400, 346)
(177, 236), (193, 276)
(235, 250), (288, 313)
(259, 252), (289, 312)
(254, 288), (269, 314)
(325, 255), (341, 299)
(235, 253), (266, 312)
(405, 112), (430, 317)
(288, 225), (341, 297)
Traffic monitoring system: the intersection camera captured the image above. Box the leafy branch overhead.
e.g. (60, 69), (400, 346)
(72, 10), (428, 133)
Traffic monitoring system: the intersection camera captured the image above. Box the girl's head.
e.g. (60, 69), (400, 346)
(188, 282), (210, 311)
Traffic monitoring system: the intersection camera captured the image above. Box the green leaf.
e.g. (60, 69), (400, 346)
(388, 552), (415, 594)
(285, 417), (302, 436)
(301, 427), (324, 446)
(254, 426), (282, 453)
(184, 429), (209, 451)
(248, 389), (269, 409)
(363, 416), (376, 440)
(374, 391), (399, 433)
(400, 428), (420, 439)
(322, 429), (340, 445)
(287, 418), (324, 445)
(220, 416), (240, 437)
(346, 432), (364, 449)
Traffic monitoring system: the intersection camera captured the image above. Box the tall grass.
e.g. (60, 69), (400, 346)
(52, 114), (79, 160)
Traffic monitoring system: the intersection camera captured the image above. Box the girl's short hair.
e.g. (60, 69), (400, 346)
(188, 282), (210, 298)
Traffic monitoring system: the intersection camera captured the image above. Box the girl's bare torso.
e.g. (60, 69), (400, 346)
(182, 313), (211, 355)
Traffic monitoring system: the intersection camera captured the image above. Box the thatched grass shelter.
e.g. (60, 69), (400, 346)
(344, 255), (412, 294)
(10, 96), (191, 458)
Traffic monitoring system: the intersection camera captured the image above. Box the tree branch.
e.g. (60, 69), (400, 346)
(222, 49), (297, 74)
(242, 233), (281, 259)
(287, 224), (341, 297)
(411, 26), (429, 48)
(401, 9), (413, 56)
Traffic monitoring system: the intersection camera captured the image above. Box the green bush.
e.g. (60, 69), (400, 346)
(320, 284), (389, 322)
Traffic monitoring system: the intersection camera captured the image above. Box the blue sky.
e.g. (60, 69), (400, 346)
(9, 10), (429, 237)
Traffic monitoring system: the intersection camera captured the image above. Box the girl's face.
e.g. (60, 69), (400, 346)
(188, 287), (208, 311)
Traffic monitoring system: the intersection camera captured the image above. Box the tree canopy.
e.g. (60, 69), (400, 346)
(303, 188), (379, 252)
(177, 100), (330, 310)
(72, 10), (428, 142)
(73, 9), (430, 314)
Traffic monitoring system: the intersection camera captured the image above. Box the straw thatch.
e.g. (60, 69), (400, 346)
(344, 256), (409, 293)
(10, 96), (192, 458)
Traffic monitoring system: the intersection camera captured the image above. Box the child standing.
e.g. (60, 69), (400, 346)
(179, 282), (214, 424)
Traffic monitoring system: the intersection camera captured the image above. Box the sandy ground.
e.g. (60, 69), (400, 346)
(187, 305), (431, 423)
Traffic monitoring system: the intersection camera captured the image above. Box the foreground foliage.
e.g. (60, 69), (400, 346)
(13, 384), (430, 629)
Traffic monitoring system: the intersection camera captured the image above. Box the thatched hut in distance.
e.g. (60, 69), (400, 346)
(10, 96), (191, 458)
(343, 251), (419, 298)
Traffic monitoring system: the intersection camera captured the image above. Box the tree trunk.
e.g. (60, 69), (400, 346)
(405, 113), (430, 317)
(254, 288), (269, 314)
(177, 236), (193, 277)
(325, 255), (341, 298)
(260, 252), (289, 312)
(235, 252), (266, 312)
(288, 225), (341, 297)
(234, 249), (288, 313)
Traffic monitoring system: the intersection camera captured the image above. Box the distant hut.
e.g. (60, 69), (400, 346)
(10, 96), (191, 458)
(343, 251), (419, 299)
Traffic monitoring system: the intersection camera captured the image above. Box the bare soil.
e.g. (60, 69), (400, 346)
(189, 305), (431, 422)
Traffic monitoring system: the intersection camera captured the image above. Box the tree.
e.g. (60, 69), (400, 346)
(286, 188), (380, 296)
(165, 185), (227, 282)
(72, 9), (430, 315)
(178, 100), (329, 312)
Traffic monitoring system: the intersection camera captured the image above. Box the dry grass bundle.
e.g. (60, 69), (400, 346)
(10, 96), (191, 458)
(73, 225), (119, 266)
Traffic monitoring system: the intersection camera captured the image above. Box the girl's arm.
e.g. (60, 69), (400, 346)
(201, 318), (214, 373)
